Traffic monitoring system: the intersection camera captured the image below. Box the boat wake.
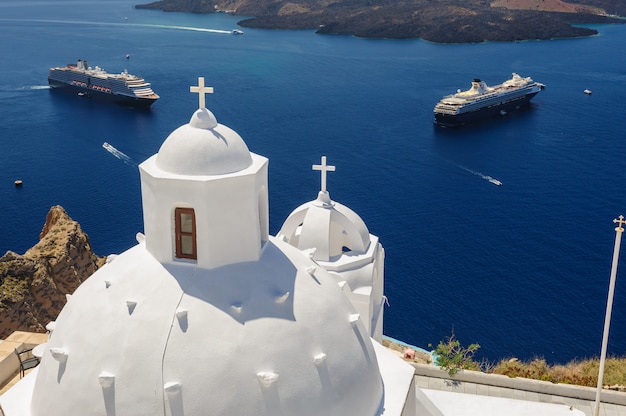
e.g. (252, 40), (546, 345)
(0, 19), (233, 34)
(137, 24), (233, 34)
(103, 142), (135, 166)
(27, 85), (51, 90)
(456, 164), (502, 186)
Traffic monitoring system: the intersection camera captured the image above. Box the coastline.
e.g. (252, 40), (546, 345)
(135, 0), (626, 43)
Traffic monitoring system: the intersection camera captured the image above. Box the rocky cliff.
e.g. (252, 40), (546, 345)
(135, 0), (626, 43)
(0, 206), (106, 339)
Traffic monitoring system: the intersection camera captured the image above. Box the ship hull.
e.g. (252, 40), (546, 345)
(48, 77), (157, 108)
(434, 91), (539, 127)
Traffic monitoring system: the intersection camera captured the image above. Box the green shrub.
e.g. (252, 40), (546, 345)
(431, 331), (480, 377)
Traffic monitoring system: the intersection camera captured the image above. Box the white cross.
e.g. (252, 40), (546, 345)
(190, 77), (214, 109)
(614, 215), (626, 231)
(312, 156), (335, 193)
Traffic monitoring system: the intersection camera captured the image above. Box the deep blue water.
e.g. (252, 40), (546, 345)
(2, 0), (626, 364)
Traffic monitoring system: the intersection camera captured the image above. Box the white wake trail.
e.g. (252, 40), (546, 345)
(456, 164), (503, 186)
(136, 23), (232, 34)
(0, 19), (234, 34)
(103, 142), (134, 166)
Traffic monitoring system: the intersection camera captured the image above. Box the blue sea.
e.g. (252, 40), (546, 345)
(1, 0), (626, 365)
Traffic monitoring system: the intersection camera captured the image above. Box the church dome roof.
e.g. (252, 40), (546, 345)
(278, 191), (371, 262)
(29, 239), (384, 416)
(155, 108), (252, 175)
(26, 88), (385, 416)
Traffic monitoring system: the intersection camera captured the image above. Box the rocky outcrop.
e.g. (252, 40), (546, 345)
(0, 206), (106, 339)
(135, 0), (626, 43)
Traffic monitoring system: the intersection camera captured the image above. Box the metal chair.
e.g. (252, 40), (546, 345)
(14, 348), (40, 378)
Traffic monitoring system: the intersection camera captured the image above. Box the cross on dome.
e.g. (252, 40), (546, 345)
(614, 215), (626, 232)
(312, 156), (335, 193)
(190, 77), (214, 109)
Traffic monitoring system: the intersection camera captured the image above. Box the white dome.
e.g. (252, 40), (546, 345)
(29, 238), (384, 416)
(278, 191), (371, 262)
(155, 108), (252, 175)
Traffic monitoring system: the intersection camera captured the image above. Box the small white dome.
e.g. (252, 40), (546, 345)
(155, 108), (252, 175)
(278, 191), (371, 262)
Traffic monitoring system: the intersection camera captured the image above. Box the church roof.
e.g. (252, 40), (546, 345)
(279, 192), (371, 261)
(155, 108), (252, 176)
(278, 157), (371, 262)
(24, 80), (389, 416)
(29, 239), (385, 416)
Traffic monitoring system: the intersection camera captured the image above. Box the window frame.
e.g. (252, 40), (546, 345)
(175, 207), (197, 260)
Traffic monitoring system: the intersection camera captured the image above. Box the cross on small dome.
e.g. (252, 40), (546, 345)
(190, 77), (214, 109)
(614, 215), (626, 232)
(312, 156), (335, 193)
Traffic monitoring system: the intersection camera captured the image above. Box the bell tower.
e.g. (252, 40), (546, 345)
(139, 78), (269, 269)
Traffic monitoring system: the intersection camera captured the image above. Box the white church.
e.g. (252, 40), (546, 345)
(0, 78), (417, 416)
(0, 79), (592, 416)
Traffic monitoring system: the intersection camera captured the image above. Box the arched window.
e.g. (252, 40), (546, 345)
(175, 207), (196, 260)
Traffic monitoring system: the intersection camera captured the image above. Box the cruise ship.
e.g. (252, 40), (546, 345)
(433, 73), (545, 126)
(48, 60), (159, 108)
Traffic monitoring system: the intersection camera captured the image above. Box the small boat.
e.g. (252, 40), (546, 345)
(499, 110), (507, 116)
(232, 29), (244, 35)
(484, 175), (502, 186)
(14, 180), (23, 187)
(584, 89), (592, 95)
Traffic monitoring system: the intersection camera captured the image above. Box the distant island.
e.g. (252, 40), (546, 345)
(134, 0), (626, 43)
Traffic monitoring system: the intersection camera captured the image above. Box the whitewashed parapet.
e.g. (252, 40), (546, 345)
(410, 362), (626, 406)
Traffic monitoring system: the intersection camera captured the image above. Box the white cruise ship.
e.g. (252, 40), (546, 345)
(433, 73), (545, 126)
